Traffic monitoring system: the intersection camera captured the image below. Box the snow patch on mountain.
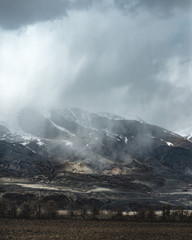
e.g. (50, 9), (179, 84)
(36, 139), (45, 146)
(176, 128), (192, 140)
(62, 140), (73, 147)
(97, 112), (125, 121)
(50, 119), (75, 137)
(166, 141), (174, 146)
(124, 137), (128, 144)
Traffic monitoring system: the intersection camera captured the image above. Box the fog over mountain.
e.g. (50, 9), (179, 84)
(0, 0), (191, 131)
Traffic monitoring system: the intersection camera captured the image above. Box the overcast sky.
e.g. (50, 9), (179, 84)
(0, 0), (191, 131)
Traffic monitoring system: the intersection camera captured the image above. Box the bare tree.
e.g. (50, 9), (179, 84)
(20, 201), (33, 219)
(91, 204), (100, 220)
(44, 200), (57, 218)
(115, 207), (123, 220)
(7, 203), (17, 218)
(80, 205), (88, 219)
(147, 206), (156, 221)
(0, 198), (8, 218)
(68, 201), (75, 219)
(33, 199), (43, 219)
(162, 205), (171, 221)
(136, 208), (146, 221)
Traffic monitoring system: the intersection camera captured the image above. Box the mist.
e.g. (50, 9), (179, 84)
(0, 0), (191, 131)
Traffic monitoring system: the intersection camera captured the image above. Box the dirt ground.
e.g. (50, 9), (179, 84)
(1, 219), (192, 240)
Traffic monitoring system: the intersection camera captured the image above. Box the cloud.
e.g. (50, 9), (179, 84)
(115, 0), (191, 15)
(0, 0), (191, 131)
(0, 0), (191, 29)
(0, 0), (68, 29)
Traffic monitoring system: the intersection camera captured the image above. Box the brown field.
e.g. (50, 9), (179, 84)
(0, 219), (192, 240)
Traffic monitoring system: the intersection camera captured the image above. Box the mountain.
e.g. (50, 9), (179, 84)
(1, 107), (192, 210)
(176, 128), (192, 141)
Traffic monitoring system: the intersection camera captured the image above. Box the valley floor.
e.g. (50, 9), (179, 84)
(0, 219), (192, 240)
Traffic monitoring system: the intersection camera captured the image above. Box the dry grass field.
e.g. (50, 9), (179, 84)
(1, 219), (192, 240)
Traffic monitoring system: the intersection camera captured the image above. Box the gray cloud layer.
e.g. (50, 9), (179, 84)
(0, 0), (191, 29)
(0, 0), (68, 29)
(0, 0), (191, 131)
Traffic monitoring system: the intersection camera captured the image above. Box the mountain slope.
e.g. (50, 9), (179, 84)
(1, 107), (192, 210)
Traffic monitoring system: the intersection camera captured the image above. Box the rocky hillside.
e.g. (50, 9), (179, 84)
(1, 107), (192, 210)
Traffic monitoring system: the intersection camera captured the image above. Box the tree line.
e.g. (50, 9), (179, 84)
(1, 198), (192, 222)
(0, 198), (57, 219)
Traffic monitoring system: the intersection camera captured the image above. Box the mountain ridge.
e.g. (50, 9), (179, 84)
(1, 107), (192, 210)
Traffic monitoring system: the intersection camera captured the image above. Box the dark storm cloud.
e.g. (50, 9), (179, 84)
(0, 0), (101, 29)
(0, 0), (191, 29)
(115, 0), (191, 14)
(0, 0), (68, 29)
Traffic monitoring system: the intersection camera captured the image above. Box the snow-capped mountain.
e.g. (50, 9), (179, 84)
(176, 128), (192, 141)
(1, 107), (192, 210)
